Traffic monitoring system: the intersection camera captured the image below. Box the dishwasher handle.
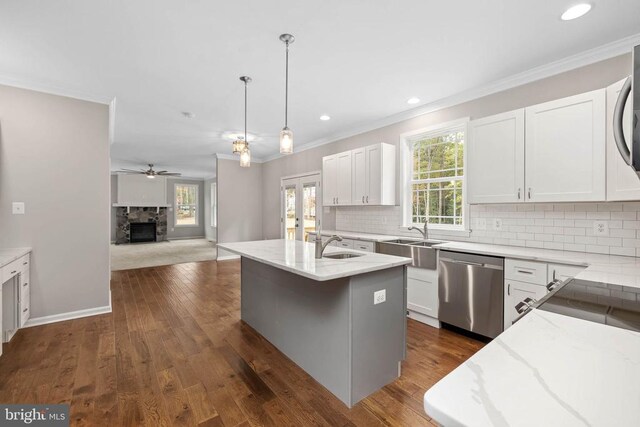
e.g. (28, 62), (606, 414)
(440, 257), (503, 270)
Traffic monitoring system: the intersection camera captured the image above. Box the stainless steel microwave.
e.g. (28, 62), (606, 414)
(613, 44), (640, 174)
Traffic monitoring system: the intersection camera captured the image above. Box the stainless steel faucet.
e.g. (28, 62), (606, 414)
(315, 235), (343, 259)
(408, 222), (429, 240)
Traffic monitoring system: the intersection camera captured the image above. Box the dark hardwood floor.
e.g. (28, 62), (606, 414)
(0, 260), (484, 426)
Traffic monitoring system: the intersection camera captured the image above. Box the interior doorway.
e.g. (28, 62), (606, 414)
(281, 172), (321, 241)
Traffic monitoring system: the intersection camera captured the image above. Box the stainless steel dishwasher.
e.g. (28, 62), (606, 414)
(438, 251), (504, 338)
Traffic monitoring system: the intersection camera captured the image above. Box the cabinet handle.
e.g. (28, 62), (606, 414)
(337, 197), (339, 204)
(10, 270), (16, 274)
(23, 262), (28, 265)
(528, 187), (531, 199)
(508, 283), (510, 296)
(517, 188), (521, 200)
(23, 308), (28, 313)
(517, 269), (533, 275)
(366, 196), (369, 203)
(23, 282), (28, 287)
(552, 270), (556, 281)
(362, 196), (364, 203)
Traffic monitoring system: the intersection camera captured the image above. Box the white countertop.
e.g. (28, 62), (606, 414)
(0, 247), (32, 268)
(424, 309), (640, 427)
(217, 239), (411, 281)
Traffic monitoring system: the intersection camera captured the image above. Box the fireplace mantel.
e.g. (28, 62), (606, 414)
(112, 203), (171, 214)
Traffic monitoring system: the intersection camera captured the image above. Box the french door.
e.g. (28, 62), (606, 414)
(281, 173), (321, 241)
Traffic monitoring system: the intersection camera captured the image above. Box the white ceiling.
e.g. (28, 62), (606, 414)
(1, 1), (639, 178)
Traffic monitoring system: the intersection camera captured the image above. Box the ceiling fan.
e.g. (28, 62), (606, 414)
(117, 164), (181, 179)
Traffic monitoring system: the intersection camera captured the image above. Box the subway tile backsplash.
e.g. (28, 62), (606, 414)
(335, 202), (640, 257)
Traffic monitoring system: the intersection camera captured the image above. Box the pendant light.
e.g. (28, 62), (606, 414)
(239, 76), (252, 167)
(279, 33), (295, 154)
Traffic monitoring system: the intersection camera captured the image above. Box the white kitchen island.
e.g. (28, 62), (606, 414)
(217, 239), (411, 407)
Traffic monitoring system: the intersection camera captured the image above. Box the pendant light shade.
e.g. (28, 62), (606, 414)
(239, 146), (251, 167)
(279, 33), (295, 154)
(238, 76), (252, 167)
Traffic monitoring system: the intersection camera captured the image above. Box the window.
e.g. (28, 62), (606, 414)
(175, 183), (199, 226)
(402, 119), (467, 231)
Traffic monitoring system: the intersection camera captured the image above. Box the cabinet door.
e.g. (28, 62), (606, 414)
(468, 109), (525, 203)
(365, 144), (382, 205)
(547, 263), (585, 283)
(336, 151), (352, 205)
(407, 267), (438, 318)
(606, 78), (640, 200)
(322, 155), (337, 206)
(504, 280), (547, 330)
(525, 89), (606, 202)
(351, 148), (367, 204)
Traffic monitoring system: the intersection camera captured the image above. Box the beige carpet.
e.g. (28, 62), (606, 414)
(110, 239), (217, 271)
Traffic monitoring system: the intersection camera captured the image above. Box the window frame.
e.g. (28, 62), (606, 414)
(400, 118), (470, 233)
(174, 183), (200, 227)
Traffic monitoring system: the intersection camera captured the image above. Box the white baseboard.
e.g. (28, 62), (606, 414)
(407, 310), (440, 329)
(24, 305), (112, 328)
(217, 255), (240, 261)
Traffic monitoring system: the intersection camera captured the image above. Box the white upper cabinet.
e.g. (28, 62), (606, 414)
(336, 151), (352, 205)
(525, 89), (606, 202)
(323, 143), (395, 206)
(468, 109), (525, 204)
(606, 78), (640, 201)
(351, 147), (367, 204)
(322, 154), (337, 206)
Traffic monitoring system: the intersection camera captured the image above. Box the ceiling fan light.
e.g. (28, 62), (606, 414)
(146, 174), (155, 179)
(280, 127), (293, 154)
(232, 137), (247, 155)
(240, 147), (251, 168)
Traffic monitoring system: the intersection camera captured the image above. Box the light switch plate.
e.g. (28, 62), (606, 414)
(593, 221), (609, 236)
(492, 218), (503, 231)
(12, 202), (25, 215)
(374, 289), (386, 305)
(475, 218), (487, 230)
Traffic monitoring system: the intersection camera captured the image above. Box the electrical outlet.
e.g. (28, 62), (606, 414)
(12, 202), (25, 215)
(475, 218), (487, 230)
(492, 218), (503, 231)
(593, 221), (609, 236)
(374, 289), (386, 305)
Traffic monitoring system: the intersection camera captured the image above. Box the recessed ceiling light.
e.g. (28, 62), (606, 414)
(182, 111), (195, 119)
(320, 115), (331, 121)
(407, 97), (420, 105)
(561, 3), (592, 20)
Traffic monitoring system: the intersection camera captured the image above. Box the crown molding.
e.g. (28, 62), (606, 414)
(262, 32), (640, 163)
(215, 153), (265, 163)
(0, 72), (113, 104)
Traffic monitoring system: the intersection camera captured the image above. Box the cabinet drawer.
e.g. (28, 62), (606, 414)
(353, 241), (374, 252)
(505, 259), (548, 285)
(2, 259), (22, 282)
(20, 276), (30, 304)
(18, 254), (30, 274)
(20, 297), (30, 328)
(336, 239), (355, 249)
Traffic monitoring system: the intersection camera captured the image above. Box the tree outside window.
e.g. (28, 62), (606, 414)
(175, 184), (198, 226)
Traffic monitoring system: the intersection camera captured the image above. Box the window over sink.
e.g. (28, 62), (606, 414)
(401, 118), (468, 232)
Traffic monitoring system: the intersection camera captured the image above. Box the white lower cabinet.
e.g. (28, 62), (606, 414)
(406, 267), (439, 328)
(1, 253), (31, 347)
(504, 279), (547, 329)
(547, 263), (586, 283)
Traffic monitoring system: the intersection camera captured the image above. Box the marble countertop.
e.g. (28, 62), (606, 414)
(424, 309), (640, 426)
(217, 239), (411, 281)
(0, 247), (32, 268)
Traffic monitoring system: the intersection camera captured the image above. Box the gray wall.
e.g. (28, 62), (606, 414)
(261, 54), (632, 239)
(165, 178), (205, 239)
(0, 84), (111, 319)
(204, 178), (217, 242)
(217, 158), (263, 258)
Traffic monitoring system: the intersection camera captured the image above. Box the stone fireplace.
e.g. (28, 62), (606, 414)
(115, 206), (167, 244)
